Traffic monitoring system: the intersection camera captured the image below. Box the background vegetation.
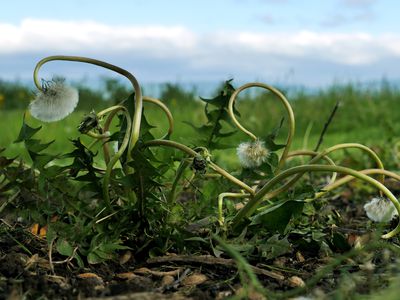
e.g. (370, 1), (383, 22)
(1, 78), (399, 168)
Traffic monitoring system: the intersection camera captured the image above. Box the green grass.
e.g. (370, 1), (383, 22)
(1, 81), (400, 169)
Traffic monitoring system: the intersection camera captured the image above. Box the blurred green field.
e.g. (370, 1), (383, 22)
(1, 79), (400, 169)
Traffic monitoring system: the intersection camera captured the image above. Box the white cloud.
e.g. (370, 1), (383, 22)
(208, 30), (399, 65)
(0, 19), (197, 57)
(1, 19), (400, 85)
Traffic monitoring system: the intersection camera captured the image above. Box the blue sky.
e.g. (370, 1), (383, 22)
(1, 0), (400, 87)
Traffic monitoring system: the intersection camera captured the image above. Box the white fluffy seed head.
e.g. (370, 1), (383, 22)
(236, 140), (269, 168)
(29, 80), (79, 122)
(363, 197), (398, 223)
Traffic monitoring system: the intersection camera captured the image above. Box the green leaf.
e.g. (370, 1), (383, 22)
(87, 251), (103, 264)
(56, 239), (74, 257)
(263, 118), (286, 151)
(311, 231), (326, 241)
(14, 116), (41, 143)
(64, 138), (99, 181)
(251, 200), (304, 233)
(31, 153), (57, 169)
(200, 79), (235, 108)
(258, 234), (291, 260)
(187, 80), (239, 149)
(24, 139), (55, 153)
(74, 253), (85, 268)
(184, 237), (209, 243)
(216, 242), (254, 256)
(98, 242), (130, 253)
(40, 165), (68, 178)
(46, 226), (58, 246)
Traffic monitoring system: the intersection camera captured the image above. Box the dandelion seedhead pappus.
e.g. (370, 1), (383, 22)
(29, 79), (79, 122)
(237, 140), (269, 168)
(364, 197), (398, 223)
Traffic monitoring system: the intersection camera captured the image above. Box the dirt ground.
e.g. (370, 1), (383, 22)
(1, 184), (399, 300)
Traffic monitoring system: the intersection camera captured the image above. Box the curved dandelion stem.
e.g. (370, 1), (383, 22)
(96, 106), (132, 210)
(316, 143), (385, 197)
(218, 192), (250, 226)
(33, 55), (142, 161)
(287, 150), (337, 184)
(231, 164), (400, 239)
(314, 168), (400, 201)
(144, 139), (255, 195)
(228, 82), (295, 170)
(318, 143), (385, 181)
(102, 109), (120, 165)
(260, 143), (386, 205)
(143, 96), (174, 139)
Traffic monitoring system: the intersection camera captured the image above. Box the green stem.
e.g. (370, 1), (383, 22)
(228, 82), (295, 170)
(317, 143), (385, 197)
(218, 192), (249, 225)
(254, 149), (338, 211)
(144, 139), (255, 195)
(261, 143), (386, 205)
(33, 55), (143, 162)
(96, 105), (129, 167)
(168, 159), (191, 205)
(101, 107), (132, 210)
(287, 150), (337, 184)
(314, 168), (400, 200)
(231, 164), (400, 239)
(143, 96), (174, 139)
(102, 109), (120, 165)
(85, 131), (110, 139)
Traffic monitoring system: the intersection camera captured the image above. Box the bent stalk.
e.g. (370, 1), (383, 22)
(33, 55), (143, 161)
(228, 82), (295, 170)
(231, 164), (400, 239)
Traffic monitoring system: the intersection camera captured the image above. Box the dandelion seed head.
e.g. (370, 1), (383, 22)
(363, 197), (398, 222)
(29, 80), (79, 122)
(237, 139), (269, 168)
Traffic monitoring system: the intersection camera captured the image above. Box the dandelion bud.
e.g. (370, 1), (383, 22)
(78, 111), (99, 134)
(191, 156), (207, 174)
(363, 197), (398, 222)
(236, 140), (269, 168)
(29, 79), (79, 122)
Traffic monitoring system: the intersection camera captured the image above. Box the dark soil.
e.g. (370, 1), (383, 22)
(1, 186), (399, 300)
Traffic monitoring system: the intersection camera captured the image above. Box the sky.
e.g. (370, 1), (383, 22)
(1, 0), (400, 88)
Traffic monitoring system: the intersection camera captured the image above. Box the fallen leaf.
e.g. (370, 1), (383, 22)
(160, 275), (175, 287)
(119, 250), (133, 265)
(77, 272), (103, 282)
(115, 272), (137, 280)
(296, 251), (305, 262)
(181, 273), (208, 286)
(288, 276), (305, 287)
(30, 223), (39, 235)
